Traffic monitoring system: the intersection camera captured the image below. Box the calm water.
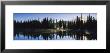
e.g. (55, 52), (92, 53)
(14, 30), (97, 40)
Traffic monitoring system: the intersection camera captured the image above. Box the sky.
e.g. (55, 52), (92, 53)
(13, 13), (97, 22)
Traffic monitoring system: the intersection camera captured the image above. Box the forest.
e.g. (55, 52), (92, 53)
(14, 14), (97, 31)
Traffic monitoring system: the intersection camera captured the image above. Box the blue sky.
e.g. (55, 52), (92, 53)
(13, 13), (97, 22)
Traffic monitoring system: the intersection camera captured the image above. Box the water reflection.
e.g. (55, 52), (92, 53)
(14, 30), (97, 40)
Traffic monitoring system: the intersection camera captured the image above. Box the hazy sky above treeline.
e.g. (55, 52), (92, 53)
(14, 13), (97, 22)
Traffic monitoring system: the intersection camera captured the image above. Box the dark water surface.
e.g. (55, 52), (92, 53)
(14, 29), (97, 40)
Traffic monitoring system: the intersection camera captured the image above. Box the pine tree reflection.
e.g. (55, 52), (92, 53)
(14, 30), (96, 40)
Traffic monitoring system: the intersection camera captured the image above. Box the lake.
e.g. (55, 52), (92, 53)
(14, 29), (97, 40)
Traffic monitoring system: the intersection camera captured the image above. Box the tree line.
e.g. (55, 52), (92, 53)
(14, 14), (97, 31)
